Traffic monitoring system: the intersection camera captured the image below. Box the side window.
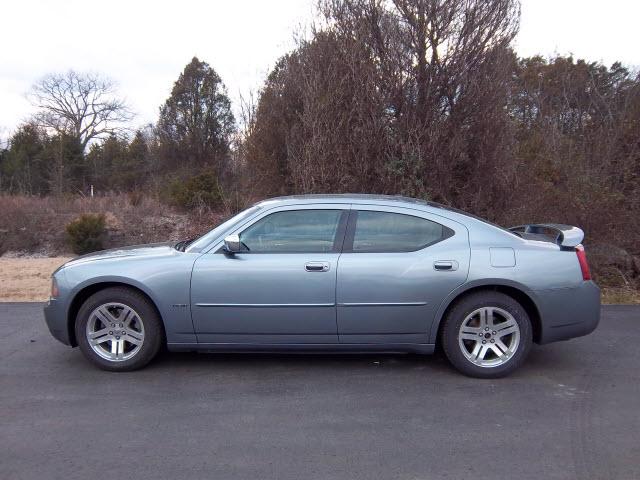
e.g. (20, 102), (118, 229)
(240, 210), (343, 253)
(351, 211), (449, 252)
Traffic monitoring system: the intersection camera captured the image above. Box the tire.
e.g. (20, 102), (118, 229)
(75, 287), (163, 371)
(441, 291), (532, 378)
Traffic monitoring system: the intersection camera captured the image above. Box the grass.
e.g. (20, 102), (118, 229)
(0, 257), (71, 302)
(601, 287), (640, 305)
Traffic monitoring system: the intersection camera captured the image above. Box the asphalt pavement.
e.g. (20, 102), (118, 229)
(1, 303), (639, 480)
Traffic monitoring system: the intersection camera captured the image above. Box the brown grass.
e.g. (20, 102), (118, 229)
(0, 257), (71, 302)
(600, 287), (640, 305)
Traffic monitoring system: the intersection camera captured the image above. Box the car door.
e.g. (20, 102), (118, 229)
(336, 206), (469, 344)
(191, 205), (349, 344)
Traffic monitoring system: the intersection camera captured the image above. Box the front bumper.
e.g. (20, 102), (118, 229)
(44, 298), (73, 346)
(535, 281), (601, 344)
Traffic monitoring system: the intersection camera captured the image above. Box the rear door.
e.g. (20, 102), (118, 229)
(336, 206), (469, 344)
(191, 205), (349, 344)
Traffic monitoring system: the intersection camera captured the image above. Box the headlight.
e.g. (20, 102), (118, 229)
(51, 277), (59, 298)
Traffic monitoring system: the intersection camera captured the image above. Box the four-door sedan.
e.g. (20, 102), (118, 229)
(44, 195), (600, 377)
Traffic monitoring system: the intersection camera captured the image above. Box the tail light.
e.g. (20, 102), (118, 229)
(575, 245), (591, 281)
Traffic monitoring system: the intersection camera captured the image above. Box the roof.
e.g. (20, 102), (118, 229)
(256, 193), (437, 209)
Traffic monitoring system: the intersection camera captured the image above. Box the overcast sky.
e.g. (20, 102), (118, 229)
(1, 0), (639, 139)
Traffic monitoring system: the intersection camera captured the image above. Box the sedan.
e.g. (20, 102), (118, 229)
(44, 194), (600, 377)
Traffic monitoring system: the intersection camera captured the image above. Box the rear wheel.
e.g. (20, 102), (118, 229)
(441, 291), (532, 378)
(75, 287), (163, 371)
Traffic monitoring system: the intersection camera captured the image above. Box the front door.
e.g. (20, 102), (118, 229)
(336, 207), (469, 344)
(191, 206), (348, 344)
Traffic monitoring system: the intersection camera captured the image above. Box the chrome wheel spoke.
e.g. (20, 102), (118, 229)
(125, 330), (143, 345)
(495, 339), (509, 354)
(490, 344), (505, 357)
(88, 328), (110, 340)
(478, 309), (488, 327)
(95, 307), (117, 327)
(476, 344), (489, 360)
(121, 308), (135, 327)
(496, 323), (518, 337)
(90, 335), (111, 346)
(460, 332), (481, 342)
(110, 338), (119, 356)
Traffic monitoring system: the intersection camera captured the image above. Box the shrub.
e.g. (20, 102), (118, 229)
(65, 214), (107, 254)
(168, 171), (222, 210)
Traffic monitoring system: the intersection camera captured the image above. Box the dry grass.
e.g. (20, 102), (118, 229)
(0, 257), (71, 301)
(601, 287), (640, 305)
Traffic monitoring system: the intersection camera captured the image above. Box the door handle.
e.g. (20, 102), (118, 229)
(434, 260), (458, 271)
(305, 261), (330, 272)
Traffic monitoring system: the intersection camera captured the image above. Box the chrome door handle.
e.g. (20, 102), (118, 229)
(434, 260), (458, 271)
(305, 261), (330, 272)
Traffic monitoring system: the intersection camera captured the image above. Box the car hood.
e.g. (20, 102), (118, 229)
(62, 242), (177, 268)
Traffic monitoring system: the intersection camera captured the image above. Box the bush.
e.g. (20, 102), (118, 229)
(65, 214), (107, 254)
(168, 171), (222, 210)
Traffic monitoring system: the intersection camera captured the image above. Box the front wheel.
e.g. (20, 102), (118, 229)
(441, 291), (532, 378)
(75, 287), (163, 371)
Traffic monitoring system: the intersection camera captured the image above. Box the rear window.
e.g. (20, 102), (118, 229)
(351, 211), (450, 252)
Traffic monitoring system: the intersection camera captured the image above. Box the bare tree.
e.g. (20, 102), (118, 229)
(28, 71), (133, 152)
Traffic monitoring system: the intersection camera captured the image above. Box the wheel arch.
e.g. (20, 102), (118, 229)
(66, 280), (165, 347)
(430, 280), (542, 345)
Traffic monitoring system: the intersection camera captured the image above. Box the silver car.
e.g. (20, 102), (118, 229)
(44, 195), (600, 378)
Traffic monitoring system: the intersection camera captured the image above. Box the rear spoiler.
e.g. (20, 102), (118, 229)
(508, 224), (584, 248)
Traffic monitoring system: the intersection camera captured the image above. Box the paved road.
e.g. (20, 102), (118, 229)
(1, 304), (639, 480)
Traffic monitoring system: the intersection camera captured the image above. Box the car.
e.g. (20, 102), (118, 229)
(44, 194), (600, 377)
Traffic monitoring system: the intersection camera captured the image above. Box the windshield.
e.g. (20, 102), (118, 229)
(185, 205), (263, 252)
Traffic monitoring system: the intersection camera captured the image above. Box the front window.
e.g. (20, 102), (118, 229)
(186, 205), (263, 252)
(240, 209), (343, 253)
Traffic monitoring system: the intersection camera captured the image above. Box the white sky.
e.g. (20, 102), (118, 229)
(1, 0), (639, 140)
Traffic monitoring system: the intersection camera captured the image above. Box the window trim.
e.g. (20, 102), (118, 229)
(342, 210), (454, 253)
(218, 209), (349, 254)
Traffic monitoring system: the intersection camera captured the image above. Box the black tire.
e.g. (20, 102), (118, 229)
(441, 291), (532, 378)
(75, 287), (163, 371)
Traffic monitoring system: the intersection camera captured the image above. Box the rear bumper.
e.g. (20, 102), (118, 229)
(44, 299), (72, 346)
(535, 281), (601, 344)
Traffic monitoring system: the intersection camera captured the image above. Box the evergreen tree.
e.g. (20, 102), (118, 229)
(157, 57), (235, 175)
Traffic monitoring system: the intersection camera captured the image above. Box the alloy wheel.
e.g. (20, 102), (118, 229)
(458, 306), (521, 368)
(85, 302), (145, 362)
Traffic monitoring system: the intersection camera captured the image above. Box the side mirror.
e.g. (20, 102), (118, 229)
(223, 234), (242, 254)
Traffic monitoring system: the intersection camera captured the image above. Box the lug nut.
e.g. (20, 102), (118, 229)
(482, 340), (486, 344)
(109, 331), (113, 335)
(490, 339), (495, 343)
(485, 327), (489, 331)
(478, 333), (483, 337)
(116, 336), (120, 340)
